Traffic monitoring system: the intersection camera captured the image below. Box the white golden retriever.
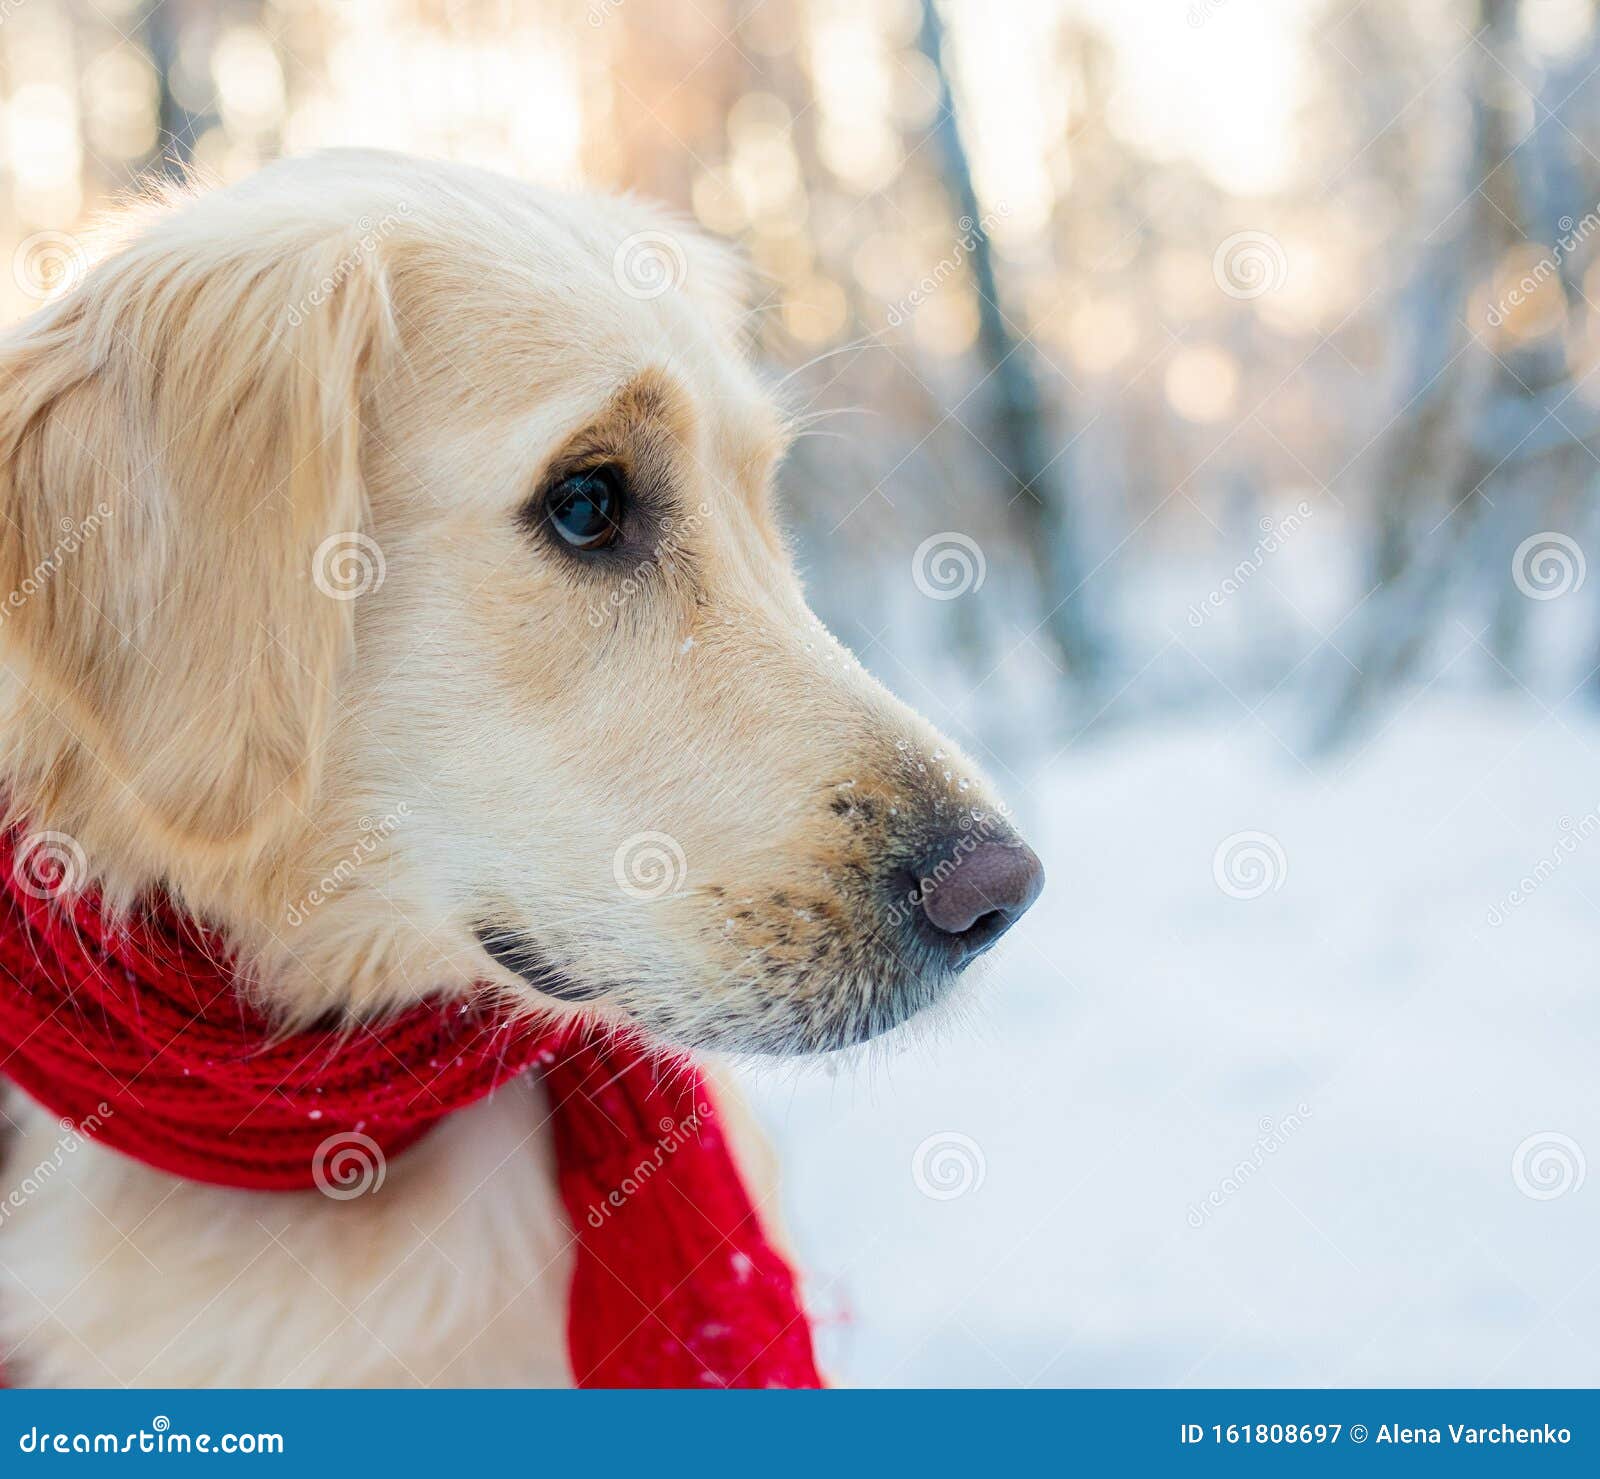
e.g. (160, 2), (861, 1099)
(0, 151), (1042, 1386)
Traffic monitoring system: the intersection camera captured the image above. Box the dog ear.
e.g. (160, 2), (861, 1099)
(0, 212), (396, 868)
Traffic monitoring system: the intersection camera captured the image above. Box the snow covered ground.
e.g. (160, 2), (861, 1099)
(738, 694), (1600, 1387)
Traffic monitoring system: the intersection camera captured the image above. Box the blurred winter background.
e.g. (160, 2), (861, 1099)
(14, 0), (1600, 1385)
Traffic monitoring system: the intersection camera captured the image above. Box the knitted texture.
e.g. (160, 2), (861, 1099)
(0, 828), (821, 1388)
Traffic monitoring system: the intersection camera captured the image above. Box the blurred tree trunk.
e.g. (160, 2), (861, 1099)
(139, 0), (202, 179)
(916, 0), (1100, 684)
(1481, 26), (1600, 678)
(1313, 0), (1519, 749)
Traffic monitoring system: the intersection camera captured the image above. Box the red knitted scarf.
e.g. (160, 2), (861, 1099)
(0, 828), (820, 1388)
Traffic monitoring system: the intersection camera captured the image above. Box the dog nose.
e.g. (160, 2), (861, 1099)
(919, 839), (1044, 963)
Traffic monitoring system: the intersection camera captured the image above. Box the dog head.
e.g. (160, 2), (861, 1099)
(0, 151), (1042, 1054)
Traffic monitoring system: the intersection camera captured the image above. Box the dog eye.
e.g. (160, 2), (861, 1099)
(545, 467), (624, 551)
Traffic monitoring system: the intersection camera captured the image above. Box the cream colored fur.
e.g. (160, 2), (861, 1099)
(0, 1083), (573, 1386)
(0, 151), (1020, 1385)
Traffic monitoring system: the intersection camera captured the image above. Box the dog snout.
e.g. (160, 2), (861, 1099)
(905, 836), (1044, 968)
